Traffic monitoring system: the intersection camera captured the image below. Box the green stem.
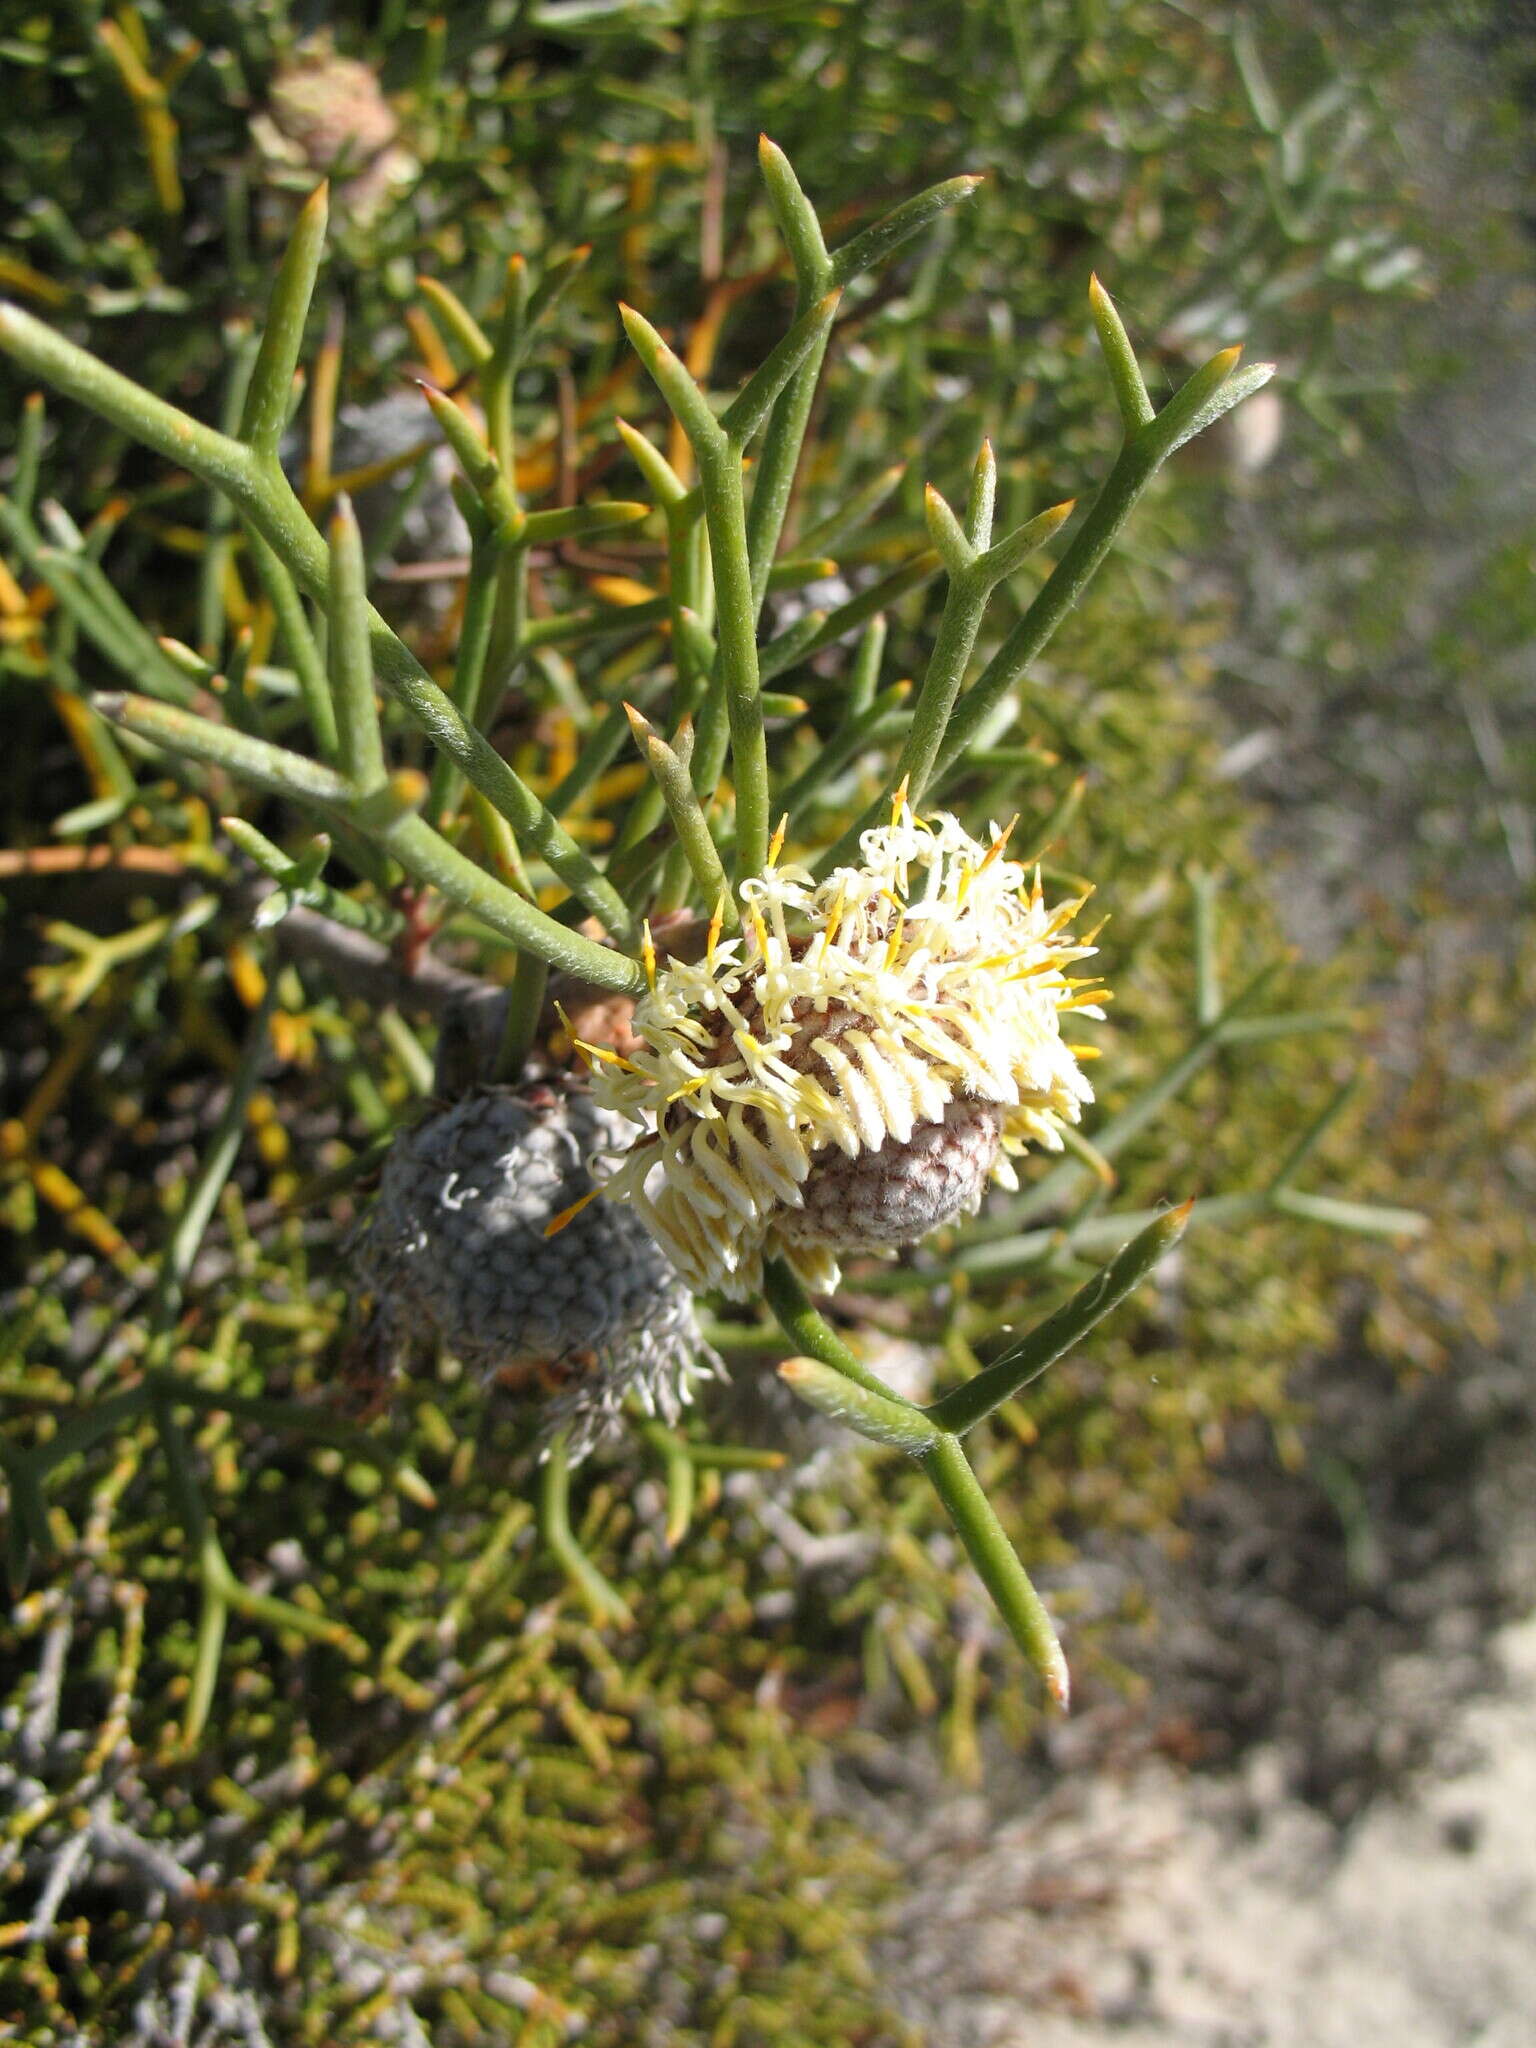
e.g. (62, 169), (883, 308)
(625, 704), (733, 919)
(379, 813), (643, 991)
(761, 1258), (927, 1410)
(426, 518), (501, 828)
(932, 345), (1269, 790)
(95, 692), (644, 993)
(620, 306), (772, 881)
(493, 947), (548, 1084)
(12, 390), (45, 515)
(887, 556), (991, 801)
(638, 1420), (697, 1547)
(0, 300), (637, 946)
(199, 326), (260, 659)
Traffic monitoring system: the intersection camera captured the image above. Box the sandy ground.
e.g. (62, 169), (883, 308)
(867, 1613), (1536, 2047)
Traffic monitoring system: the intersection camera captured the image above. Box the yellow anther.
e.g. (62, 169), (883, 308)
(767, 815), (789, 868)
(572, 1037), (642, 1071)
(817, 880), (848, 959)
(977, 815), (1019, 872)
(642, 919), (657, 991)
(1043, 898), (1089, 940)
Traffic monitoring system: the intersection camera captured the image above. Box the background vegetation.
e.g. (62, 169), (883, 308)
(0, 3), (1530, 2041)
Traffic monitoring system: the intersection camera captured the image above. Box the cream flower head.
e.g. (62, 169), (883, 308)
(587, 804), (1107, 1300)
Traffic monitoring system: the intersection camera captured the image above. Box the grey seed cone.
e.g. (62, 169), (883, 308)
(356, 1081), (717, 1455)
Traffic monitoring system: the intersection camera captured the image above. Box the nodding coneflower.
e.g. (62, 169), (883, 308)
(587, 804), (1108, 1300)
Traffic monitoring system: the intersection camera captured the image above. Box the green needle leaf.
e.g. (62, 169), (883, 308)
(327, 494), (386, 792)
(415, 273), (493, 366)
(1089, 274), (1156, 433)
(924, 483), (974, 576)
(417, 381), (523, 536)
(519, 501), (649, 546)
(620, 300), (771, 879)
(830, 174), (986, 289)
(623, 702), (734, 920)
(615, 417), (689, 507)
(779, 1356), (941, 1452)
(964, 439), (998, 549)
(978, 497), (1076, 583)
(926, 1203), (1195, 1435)
(94, 690), (352, 806)
(619, 303), (725, 458)
(240, 183), (330, 457)
(758, 134), (831, 288)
